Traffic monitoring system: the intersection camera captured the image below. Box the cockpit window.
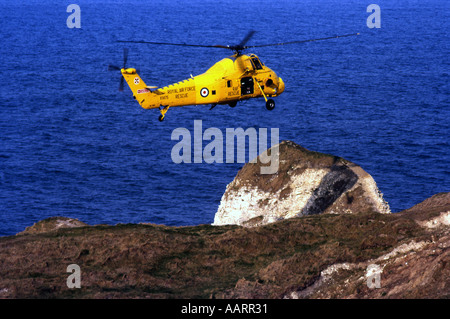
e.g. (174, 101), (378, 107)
(251, 57), (263, 70)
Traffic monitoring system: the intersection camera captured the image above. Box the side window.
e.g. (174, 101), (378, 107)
(227, 80), (232, 87)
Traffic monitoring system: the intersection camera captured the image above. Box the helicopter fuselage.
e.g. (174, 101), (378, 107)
(114, 31), (359, 121)
(121, 53), (284, 113)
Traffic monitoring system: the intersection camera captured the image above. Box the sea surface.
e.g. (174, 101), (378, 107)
(0, 0), (448, 236)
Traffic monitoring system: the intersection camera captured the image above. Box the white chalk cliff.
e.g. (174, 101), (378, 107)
(213, 141), (390, 227)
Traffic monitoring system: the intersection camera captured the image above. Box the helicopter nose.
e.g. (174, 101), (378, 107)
(277, 77), (285, 94)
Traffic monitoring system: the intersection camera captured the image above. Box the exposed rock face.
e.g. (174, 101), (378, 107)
(283, 194), (450, 299)
(213, 140), (390, 227)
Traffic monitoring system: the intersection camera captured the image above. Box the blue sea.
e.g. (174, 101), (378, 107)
(0, 0), (448, 236)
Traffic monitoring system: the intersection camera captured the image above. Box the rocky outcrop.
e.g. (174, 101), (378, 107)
(284, 193), (450, 299)
(213, 140), (390, 227)
(17, 216), (88, 235)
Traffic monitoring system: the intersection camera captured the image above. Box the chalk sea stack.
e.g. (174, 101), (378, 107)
(213, 140), (391, 227)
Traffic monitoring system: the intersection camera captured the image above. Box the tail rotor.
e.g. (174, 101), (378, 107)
(108, 48), (129, 91)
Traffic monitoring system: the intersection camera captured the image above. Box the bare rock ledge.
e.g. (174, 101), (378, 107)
(213, 140), (391, 227)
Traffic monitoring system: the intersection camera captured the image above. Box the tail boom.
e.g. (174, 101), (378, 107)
(121, 68), (154, 108)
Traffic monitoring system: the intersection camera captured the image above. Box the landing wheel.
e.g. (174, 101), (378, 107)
(266, 99), (275, 111)
(158, 115), (165, 122)
(228, 101), (237, 108)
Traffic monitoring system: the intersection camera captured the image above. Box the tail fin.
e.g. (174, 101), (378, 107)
(121, 68), (152, 107)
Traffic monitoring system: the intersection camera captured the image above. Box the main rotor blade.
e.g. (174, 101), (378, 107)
(245, 33), (360, 48)
(238, 30), (256, 47)
(117, 32), (359, 54)
(117, 40), (229, 49)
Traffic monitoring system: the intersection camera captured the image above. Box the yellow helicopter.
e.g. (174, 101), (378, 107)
(109, 32), (359, 121)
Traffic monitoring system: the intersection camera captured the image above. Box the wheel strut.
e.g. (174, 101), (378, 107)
(158, 105), (170, 122)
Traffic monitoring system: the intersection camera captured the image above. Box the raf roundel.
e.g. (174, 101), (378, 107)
(200, 87), (209, 98)
(134, 77), (140, 85)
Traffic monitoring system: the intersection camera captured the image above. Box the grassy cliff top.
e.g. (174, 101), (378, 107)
(0, 193), (448, 299)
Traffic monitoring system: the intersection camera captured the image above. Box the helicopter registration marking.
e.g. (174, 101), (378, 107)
(137, 88), (150, 94)
(175, 93), (188, 99)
